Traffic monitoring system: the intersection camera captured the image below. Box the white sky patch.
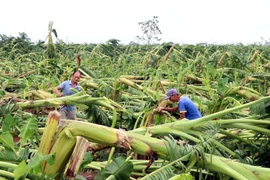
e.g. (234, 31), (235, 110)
(1, 0), (270, 44)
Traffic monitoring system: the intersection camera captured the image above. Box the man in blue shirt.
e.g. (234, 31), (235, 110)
(157, 88), (202, 120)
(54, 71), (81, 120)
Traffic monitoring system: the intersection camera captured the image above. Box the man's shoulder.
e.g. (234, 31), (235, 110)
(180, 96), (194, 104)
(60, 80), (71, 88)
(180, 96), (190, 101)
(61, 80), (71, 85)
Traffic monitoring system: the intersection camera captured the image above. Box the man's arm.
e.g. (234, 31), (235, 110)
(157, 106), (178, 112)
(180, 112), (186, 119)
(54, 86), (62, 97)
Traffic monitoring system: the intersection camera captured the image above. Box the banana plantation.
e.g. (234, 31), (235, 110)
(0, 31), (270, 180)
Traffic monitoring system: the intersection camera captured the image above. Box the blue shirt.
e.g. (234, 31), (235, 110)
(178, 96), (202, 120)
(59, 80), (81, 111)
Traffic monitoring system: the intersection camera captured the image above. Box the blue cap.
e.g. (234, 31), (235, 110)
(164, 88), (178, 100)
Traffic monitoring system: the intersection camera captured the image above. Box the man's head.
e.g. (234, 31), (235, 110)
(71, 71), (81, 84)
(164, 88), (180, 102)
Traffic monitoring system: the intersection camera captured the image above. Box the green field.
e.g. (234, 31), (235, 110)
(0, 32), (270, 180)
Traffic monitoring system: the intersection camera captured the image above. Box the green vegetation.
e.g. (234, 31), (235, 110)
(0, 29), (270, 180)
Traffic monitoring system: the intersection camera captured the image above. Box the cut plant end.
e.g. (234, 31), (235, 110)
(37, 110), (60, 171)
(42, 121), (134, 177)
(116, 129), (131, 149)
(64, 136), (89, 179)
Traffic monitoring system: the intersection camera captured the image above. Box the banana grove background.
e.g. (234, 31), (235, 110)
(0, 29), (270, 180)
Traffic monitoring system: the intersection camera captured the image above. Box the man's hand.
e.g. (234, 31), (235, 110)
(156, 107), (164, 112)
(54, 86), (62, 97)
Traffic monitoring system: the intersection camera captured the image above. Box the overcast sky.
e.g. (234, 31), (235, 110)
(1, 0), (270, 45)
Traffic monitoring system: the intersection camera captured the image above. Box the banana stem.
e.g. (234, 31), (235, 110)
(64, 136), (89, 179)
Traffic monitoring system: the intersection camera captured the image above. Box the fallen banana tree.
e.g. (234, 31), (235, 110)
(15, 91), (127, 128)
(1, 43), (270, 179)
(13, 102), (270, 179)
(5, 91), (270, 179)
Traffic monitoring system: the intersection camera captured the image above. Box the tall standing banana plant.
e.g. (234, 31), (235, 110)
(45, 21), (57, 59)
